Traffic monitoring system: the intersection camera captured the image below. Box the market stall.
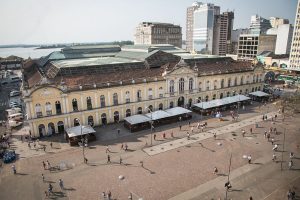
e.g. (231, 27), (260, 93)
(124, 114), (151, 132)
(65, 125), (96, 146)
(249, 91), (270, 102)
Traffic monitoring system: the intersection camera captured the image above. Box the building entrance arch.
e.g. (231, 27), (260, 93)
(177, 96), (185, 107)
(57, 121), (64, 134)
(38, 124), (45, 137)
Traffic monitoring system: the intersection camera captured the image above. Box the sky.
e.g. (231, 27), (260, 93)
(0, 0), (298, 45)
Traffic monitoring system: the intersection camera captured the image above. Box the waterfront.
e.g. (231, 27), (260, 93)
(0, 47), (61, 59)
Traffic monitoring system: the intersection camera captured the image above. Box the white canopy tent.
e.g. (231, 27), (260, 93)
(249, 91), (270, 97)
(66, 125), (96, 138)
(124, 114), (151, 125)
(145, 110), (172, 120)
(165, 107), (192, 116)
(193, 95), (250, 109)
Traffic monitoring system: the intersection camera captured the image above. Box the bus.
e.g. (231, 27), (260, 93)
(277, 75), (299, 84)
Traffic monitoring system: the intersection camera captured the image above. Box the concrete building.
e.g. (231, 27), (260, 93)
(289, 0), (300, 71)
(250, 15), (272, 34)
(213, 11), (234, 55)
(229, 29), (250, 54)
(22, 45), (264, 137)
(238, 34), (277, 60)
(274, 24), (293, 55)
(134, 22), (182, 48)
(269, 17), (289, 28)
(186, 2), (200, 52)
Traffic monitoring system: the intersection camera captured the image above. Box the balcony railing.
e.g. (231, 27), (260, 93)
(46, 110), (52, 116)
(36, 112), (43, 118)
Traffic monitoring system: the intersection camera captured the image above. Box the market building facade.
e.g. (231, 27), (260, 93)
(22, 45), (264, 137)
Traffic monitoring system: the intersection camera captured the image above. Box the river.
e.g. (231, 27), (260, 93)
(0, 47), (62, 59)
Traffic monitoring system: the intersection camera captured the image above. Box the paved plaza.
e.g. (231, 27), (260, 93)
(0, 102), (300, 200)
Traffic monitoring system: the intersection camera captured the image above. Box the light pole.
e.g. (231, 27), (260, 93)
(225, 153), (232, 200)
(75, 119), (85, 163)
(146, 106), (154, 146)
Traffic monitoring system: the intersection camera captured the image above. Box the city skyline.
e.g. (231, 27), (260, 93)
(0, 0), (297, 45)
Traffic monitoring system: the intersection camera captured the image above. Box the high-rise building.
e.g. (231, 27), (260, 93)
(229, 29), (250, 54)
(213, 11), (234, 55)
(250, 15), (272, 34)
(274, 24), (293, 55)
(289, 0), (300, 70)
(134, 22), (182, 48)
(269, 17), (289, 28)
(186, 2), (233, 55)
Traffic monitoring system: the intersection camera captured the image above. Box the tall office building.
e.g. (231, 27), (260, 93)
(289, 0), (300, 70)
(250, 15), (272, 34)
(186, 2), (233, 55)
(274, 24), (293, 55)
(134, 22), (182, 48)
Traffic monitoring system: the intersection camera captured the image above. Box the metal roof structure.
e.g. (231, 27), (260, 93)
(165, 107), (192, 116)
(124, 115), (151, 125)
(145, 110), (172, 120)
(66, 125), (96, 138)
(193, 95), (251, 109)
(249, 91), (270, 97)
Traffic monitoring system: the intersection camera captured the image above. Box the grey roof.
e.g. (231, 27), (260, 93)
(50, 57), (141, 68)
(62, 45), (120, 50)
(124, 115), (151, 125)
(249, 91), (270, 97)
(193, 95), (250, 109)
(66, 125), (95, 138)
(145, 110), (172, 120)
(115, 49), (159, 60)
(165, 107), (192, 116)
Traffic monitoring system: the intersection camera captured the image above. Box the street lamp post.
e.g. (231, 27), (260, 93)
(75, 119), (85, 163)
(225, 153), (232, 200)
(146, 107), (154, 146)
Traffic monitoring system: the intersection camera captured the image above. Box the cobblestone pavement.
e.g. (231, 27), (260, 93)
(0, 101), (299, 200)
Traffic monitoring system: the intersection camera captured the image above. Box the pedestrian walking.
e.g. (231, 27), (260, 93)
(289, 160), (293, 170)
(44, 191), (48, 198)
(201, 126), (204, 132)
(272, 154), (277, 162)
(249, 196), (253, 200)
(28, 142), (31, 148)
(213, 167), (218, 174)
(265, 115), (268, 120)
(43, 161), (46, 169)
(264, 131), (267, 138)
(43, 145), (46, 152)
(42, 173), (45, 182)
(102, 192), (106, 199)
(267, 133), (270, 141)
(120, 143), (124, 150)
(140, 161), (144, 168)
(125, 143), (128, 151)
(107, 191), (112, 200)
(179, 125), (182, 131)
(197, 123), (200, 129)
(250, 128), (253, 134)
(187, 132), (190, 140)
(248, 155), (252, 164)
(47, 160), (51, 169)
(213, 133), (217, 140)
(107, 155), (111, 163)
(269, 127), (273, 133)
(271, 138), (274, 145)
(153, 134), (156, 140)
(191, 127), (194, 133)
(84, 157), (88, 164)
(273, 144), (278, 151)
(242, 129), (246, 137)
(12, 165), (16, 174)
(290, 152), (294, 159)
(106, 146), (110, 153)
(163, 132), (166, 139)
(262, 115), (265, 121)
(48, 183), (53, 194)
(59, 179), (64, 190)
(119, 157), (123, 165)
(189, 121), (191, 127)
(255, 123), (258, 128)
(50, 142), (53, 148)
(33, 142), (36, 149)
(275, 114), (277, 120)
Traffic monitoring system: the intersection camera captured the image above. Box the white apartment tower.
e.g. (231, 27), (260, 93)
(289, 0), (300, 70)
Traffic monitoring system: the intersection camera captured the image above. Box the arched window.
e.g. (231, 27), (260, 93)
(101, 113), (107, 125)
(252, 87), (255, 92)
(234, 77), (237, 86)
(245, 89), (249, 94)
(45, 102), (52, 116)
(100, 95), (105, 108)
(126, 109), (131, 117)
(86, 97), (92, 110)
(159, 87), (164, 98)
(114, 111), (119, 123)
(74, 118), (80, 126)
(179, 78), (184, 93)
(159, 103), (163, 110)
(240, 76), (244, 85)
(38, 124), (45, 137)
(197, 97), (201, 103)
(212, 94), (216, 100)
(125, 91), (130, 103)
(137, 107), (142, 114)
(205, 95), (209, 102)
(256, 74), (259, 83)
(227, 92), (230, 97)
(148, 105), (153, 112)
(255, 87), (258, 91)
(233, 91), (236, 96)
(239, 89), (242, 94)
(214, 80), (218, 90)
(72, 98), (78, 111)
(258, 86), (261, 91)
(113, 93), (118, 105)
(148, 88), (153, 100)
(48, 123), (55, 135)
(189, 78), (193, 92)
(169, 80), (174, 95)
(198, 82), (202, 92)
(137, 90), (142, 101)
(35, 103), (42, 117)
(88, 116), (94, 126)
(170, 101), (174, 108)
(206, 81), (210, 91)
(220, 79), (224, 88)
(228, 78), (231, 87)
(55, 101), (62, 114)
(220, 93), (224, 99)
